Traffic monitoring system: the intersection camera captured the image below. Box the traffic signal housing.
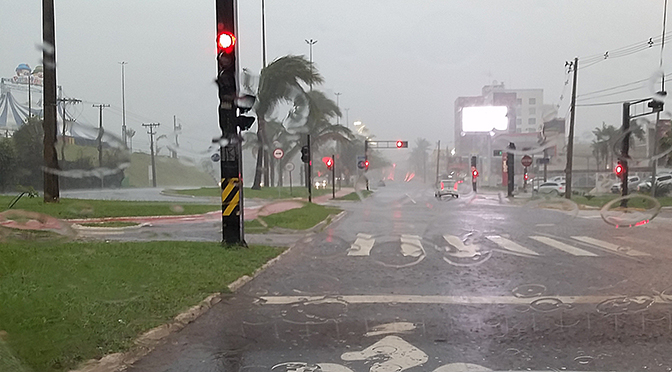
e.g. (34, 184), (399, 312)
(364, 160), (369, 170)
(614, 161), (625, 179)
(323, 157), (334, 170)
(472, 168), (479, 179)
(301, 146), (310, 163)
(396, 140), (408, 148)
(648, 92), (666, 112)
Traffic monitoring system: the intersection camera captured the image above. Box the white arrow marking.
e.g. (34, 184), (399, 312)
(433, 363), (492, 372)
(443, 235), (481, 258)
(572, 236), (650, 257)
(348, 233), (375, 256)
(400, 234), (423, 257)
(486, 235), (539, 256)
(530, 236), (597, 256)
(341, 335), (428, 372)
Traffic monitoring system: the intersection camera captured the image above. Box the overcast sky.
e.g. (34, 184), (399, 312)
(2, 0), (670, 154)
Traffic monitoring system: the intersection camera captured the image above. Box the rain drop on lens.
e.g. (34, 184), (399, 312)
(600, 194), (661, 228)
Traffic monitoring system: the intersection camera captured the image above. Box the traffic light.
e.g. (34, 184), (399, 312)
(324, 157), (334, 170)
(396, 140), (408, 148)
(648, 92), (666, 112)
(493, 150), (503, 157)
(301, 145), (310, 163)
(524, 173), (529, 181)
(364, 160), (369, 170)
(472, 167), (479, 179)
(614, 161), (625, 179)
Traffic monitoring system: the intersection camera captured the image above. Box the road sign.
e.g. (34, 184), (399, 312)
(521, 155), (533, 167)
(285, 162), (295, 172)
(357, 155), (367, 169)
(273, 148), (284, 159)
(211, 153), (220, 162)
(536, 157), (550, 165)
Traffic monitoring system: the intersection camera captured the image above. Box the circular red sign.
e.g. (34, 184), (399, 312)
(521, 155), (533, 167)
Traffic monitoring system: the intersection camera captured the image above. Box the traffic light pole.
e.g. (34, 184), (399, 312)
(364, 140), (369, 191)
(621, 102), (631, 207)
(507, 142), (516, 197)
(332, 154), (336, 199)
(307, 134), (312, 203)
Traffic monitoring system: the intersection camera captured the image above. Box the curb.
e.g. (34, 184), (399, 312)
(70, 222), (150, 232)
(65, 211), (221, 224)
(69, 233), (314, 372)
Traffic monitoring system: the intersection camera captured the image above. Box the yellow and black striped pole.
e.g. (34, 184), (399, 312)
(221, 177), (240, 218)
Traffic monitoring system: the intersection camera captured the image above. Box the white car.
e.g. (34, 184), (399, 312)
(537, 182), (565, 196)
(611, 176), (640, 193)
(637, 174), (672, 191)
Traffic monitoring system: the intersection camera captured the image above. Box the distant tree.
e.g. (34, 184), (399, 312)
(409, 138), (431, 182)
(0, 137), (18, 192)
(252, 55), (323, 189)
(12, 117), (45, 189)
(591, 121), (645, 170)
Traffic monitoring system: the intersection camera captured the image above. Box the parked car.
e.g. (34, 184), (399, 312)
(537, 182), (565, 196)
(610, 176), (640, 193)
(637, 174), (672, 192)
(435, 179), (460, 199)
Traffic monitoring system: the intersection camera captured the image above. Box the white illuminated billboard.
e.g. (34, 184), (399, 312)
(461, 106), (509, 133)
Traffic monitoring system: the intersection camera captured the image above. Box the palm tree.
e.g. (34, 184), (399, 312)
(590, 121), (646, 170)
(251, 55), (323, 189)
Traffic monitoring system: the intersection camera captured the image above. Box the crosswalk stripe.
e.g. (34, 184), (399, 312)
(348, 233), (376, 256)
(486, 236), (539, 256)
(572, 236), (650, 257)
(530, 236), (598, 256)
(400, 234), (423, 257)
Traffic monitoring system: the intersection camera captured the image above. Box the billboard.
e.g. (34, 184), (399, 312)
(461, 106), (509, 133)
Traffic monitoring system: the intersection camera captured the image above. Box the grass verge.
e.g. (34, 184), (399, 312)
(571, 194), (672, 208)
(79, 221), (140, 228)
(259, 202), (341, 231)
(166, 186), (333, 200)
(0, 195), (219, 219)
(0, 237), (283, 372)
(335, 190), (373, 201)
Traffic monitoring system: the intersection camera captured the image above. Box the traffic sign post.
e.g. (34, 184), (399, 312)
(285, 162), (295, 196)
(273, 148), (284, 159)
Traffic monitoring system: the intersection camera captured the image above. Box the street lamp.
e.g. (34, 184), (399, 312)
(119, 61), (128, 147)
(334, 92), (341, 125)
(305, 39), (317, 91)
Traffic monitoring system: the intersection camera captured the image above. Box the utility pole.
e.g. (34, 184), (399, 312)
(119, 61), (128, 147)
(435, 140), (441, 185)
(621, 102), (631, 207)
(507, 142), (516, 197)
(305, 39), (317, 91)
(335, 92), (342, 124)
(57, 97), (81, 159)
(331, 154), (336, 199)
(172, 115), (181, 159)
(564, 57), (578, 199)
(143, 123), (160, 187)
(92, 104), (110, 169)
(261, 0), (267, 68)
(307, 134), (312, 202)
(42, 0), (59, 203)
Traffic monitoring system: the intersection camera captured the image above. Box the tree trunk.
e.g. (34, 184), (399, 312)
(252, 118), (265, 190)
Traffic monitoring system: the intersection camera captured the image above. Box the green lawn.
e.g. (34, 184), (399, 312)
(571, 194), (672, 208)
(79, 221), (140, 228)
(335, 190), (373, 201)
(166, 186), (333, 200)
(0, 195), (219, 219)
(0, 236), (283, 372)
(259, 202), (341, 231)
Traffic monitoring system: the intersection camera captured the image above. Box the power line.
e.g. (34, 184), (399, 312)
(577, 77), (672, 102)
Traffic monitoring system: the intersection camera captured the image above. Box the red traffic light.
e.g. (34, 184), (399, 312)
(364, 160), (369, 169)
(323, 156), (334, 170)
(614, 162), (624, 177)
(396, 141), (403, 148)
(524, 173), (529, 181)
(472, 169), (479, 178)
(217, 31), (236, 53)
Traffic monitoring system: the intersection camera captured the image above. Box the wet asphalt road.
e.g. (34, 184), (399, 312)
(125, 181), (672, 372)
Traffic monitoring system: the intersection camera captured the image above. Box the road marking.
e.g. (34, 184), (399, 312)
(443, 234), (482, 258)
(486, 236), (539, 256)
(364, 322), (416, 337)
(259, 294), (617, 306)
(404, 193), (417, 204)
(341, 335), (428, 372)
(535, 223), (555, 227)
(572, 236), (650, 257)
(530, 236), (598, 256)
(400, 234), (423, 257)
(348, 233), (375, 256)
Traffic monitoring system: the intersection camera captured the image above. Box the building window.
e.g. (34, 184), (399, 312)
(516, 98), (522, 106)
(528, 118), (536, 125)
(529, 98), (536, 105)
(529, 107), (536, 115)
(516, 118), (522, 126)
